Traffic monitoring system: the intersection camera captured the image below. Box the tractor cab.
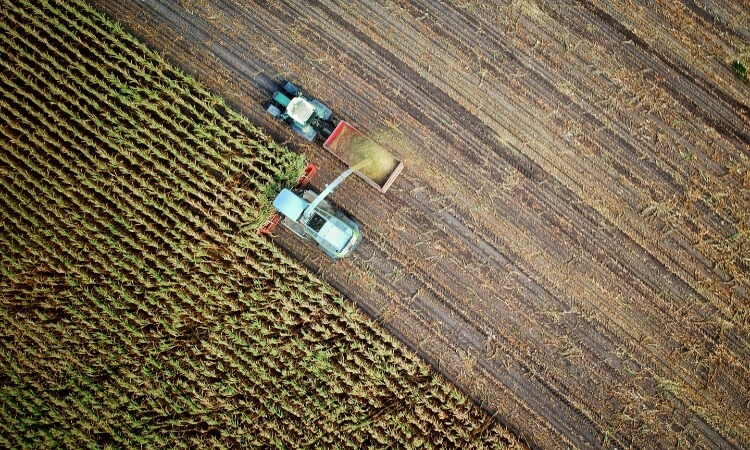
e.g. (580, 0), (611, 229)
(285, 96), (316, 124)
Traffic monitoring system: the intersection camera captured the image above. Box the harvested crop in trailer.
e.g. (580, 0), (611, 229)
(323, 121), (403, 192)
(349, 135), (400, 184)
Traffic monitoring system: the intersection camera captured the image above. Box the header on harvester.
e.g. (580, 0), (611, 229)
(262, 80), (404, 258)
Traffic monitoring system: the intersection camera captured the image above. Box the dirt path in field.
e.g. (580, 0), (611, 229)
(89, 0), (750, 448)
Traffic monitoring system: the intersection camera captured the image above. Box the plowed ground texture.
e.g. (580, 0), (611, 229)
(0, 1), (523, 448)
(87, 0), (750, 449)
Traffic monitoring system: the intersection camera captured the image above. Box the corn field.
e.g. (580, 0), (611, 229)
(0, 0), (522, 448)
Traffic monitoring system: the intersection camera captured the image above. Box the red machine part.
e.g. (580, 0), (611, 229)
(296, 162), (317, 188)
(259, 162), (318, 235)
(258, 213), (282, 235)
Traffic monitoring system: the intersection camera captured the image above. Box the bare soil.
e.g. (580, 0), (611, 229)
(88, 0), (750, 448)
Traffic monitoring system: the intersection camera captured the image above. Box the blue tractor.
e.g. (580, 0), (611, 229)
(266, 81), (337, 141)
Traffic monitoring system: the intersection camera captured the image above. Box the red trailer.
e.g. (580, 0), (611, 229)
(323, 121), (404, 193)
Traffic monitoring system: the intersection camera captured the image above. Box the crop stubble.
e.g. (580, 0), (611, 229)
(87, 0), (749, 449)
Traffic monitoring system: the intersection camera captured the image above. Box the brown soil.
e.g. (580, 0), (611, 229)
(87, 0), (750, 448)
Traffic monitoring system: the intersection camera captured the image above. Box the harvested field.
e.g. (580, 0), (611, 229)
(82, 0), (750, 448)
(0, 0), (522, 447)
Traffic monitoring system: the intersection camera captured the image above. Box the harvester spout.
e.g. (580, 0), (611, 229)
(303, 160), (372, 220)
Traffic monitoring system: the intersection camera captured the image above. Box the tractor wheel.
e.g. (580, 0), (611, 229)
(266, 103), (282, 118)
(282, 81), (300, 96)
